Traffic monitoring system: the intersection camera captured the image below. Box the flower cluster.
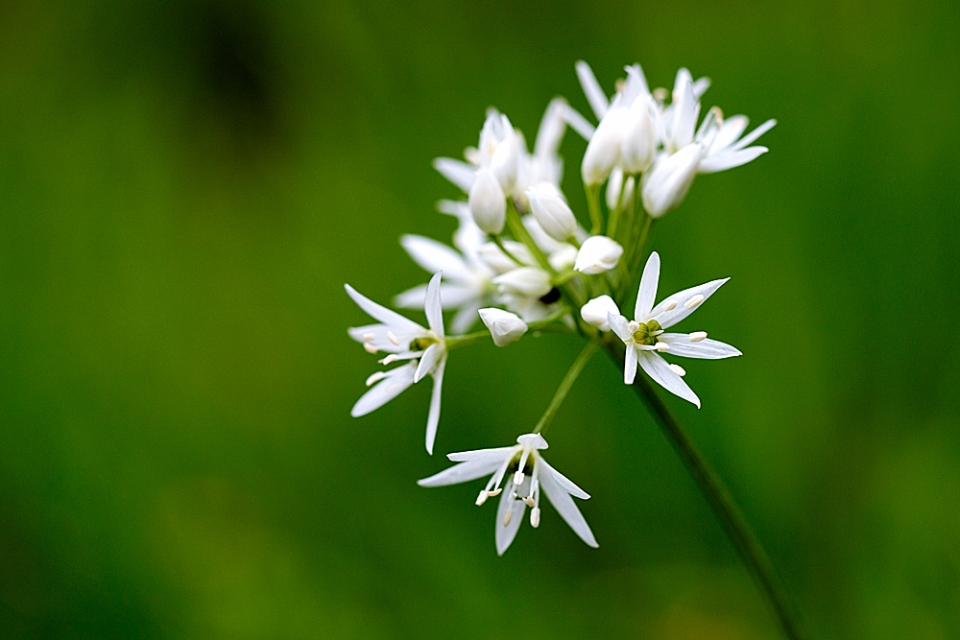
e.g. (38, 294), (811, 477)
(345, 61), (773, 554)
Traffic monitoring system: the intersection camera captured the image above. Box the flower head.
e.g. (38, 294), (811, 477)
(418, 433), (598, 555)
(347, 273), (448, 454)
(607, 252), (741, 407)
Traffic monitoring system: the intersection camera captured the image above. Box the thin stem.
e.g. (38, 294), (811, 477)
(533, 340), (599, 434)
(505, 202), (555, 274)
(491, 234), (526, 267)
(444, 331), (493, 349)
(585, 184), (604, 235)
(617, 212), (653, 301)
(603, 341), (808, 640)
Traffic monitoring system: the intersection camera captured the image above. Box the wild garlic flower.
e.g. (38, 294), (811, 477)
(608, 252), (741, 407)
(574, 235), (623, 274)
(478, 308), (528, 347)
(418, 433), (598, 555)
(580, 295), (619, 331)
(394, 234), (495, 334)
(347, 273), (448, 454)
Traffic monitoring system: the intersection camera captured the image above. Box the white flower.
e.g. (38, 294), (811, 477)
(640, 142), (705, 218)
(492, 267), (552, 299)
(478, 308), (528, 347)
(394, 234), (494, 334)
(513, 98), (568, 208)
(526, 182), (577, 241)
(346, 273), (448, 454)
(605, 166), (635, 212)
(468, 167), (507, 234)
(477, 109), (520, 191)
(418, 433), (598, 555)
(580, 295), (619, 331)
(574, 236), (624, 274)
(696, 109), (776, 174)
(608, 252), (741, 407)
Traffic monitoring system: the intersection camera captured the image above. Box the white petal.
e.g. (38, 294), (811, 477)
(538, 458), (598, 548)
(415, 343), (441, 383)
(574, 236), (623, 275)
(447, 446), (516, 462)
(562, 105), (597, 140)
(580, 295), (620, 331)
(347, 323), (422, 354)
(670, 71), (698, 149)
(732, 119), (776, 151)
(350, 363), (417, 417)
(698, 147), (768, 174)
(450, 303), (481, 334)
(607, 313), (631, 342)
(345, 284), (425, 335)
(478, 308), (528, 347)
(424, 273), (445, 337)
(624, 345), (638, 384)
(635, 251), (661, 319)
(424, 357), (445, 455)
(651, 277), (729, 329)
(575, 60), (609, 120)
(708, 115), (749, 152)
(637, 351), (700, 408)
(401, 235), (472, 281)
(516, 433), (548, 450)
(433, 157), (476, 192)
(534, 97), (568, 160)
(537, 457), (589, 499)
(660, 334), (742, 359)
(495, 488), (526, 556)
(417, 456), (507, 487)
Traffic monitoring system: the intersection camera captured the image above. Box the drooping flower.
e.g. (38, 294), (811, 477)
(347, 273), (448, 454)
(418, 433), (598, 555)
(607, 252), (741, 407)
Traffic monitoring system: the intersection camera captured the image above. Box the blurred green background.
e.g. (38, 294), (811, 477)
(1, 0), (959, 638)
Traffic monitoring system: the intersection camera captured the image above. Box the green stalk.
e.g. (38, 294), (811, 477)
(533, 341), (599, 434)
(603, 340), (809, 640)
(585, 184), (604, 235)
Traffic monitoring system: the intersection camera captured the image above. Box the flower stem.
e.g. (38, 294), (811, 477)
(533, 341), (599, 434)
(603, 341), (809, 640)
(585, 184), (604, 235)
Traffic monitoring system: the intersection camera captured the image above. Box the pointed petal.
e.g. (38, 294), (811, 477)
(447, 446), (516, 462)
(424, 357), (445, 454)
(400, 235), (472, 281)
(393, 285), (429, 309)
(660, 334), (742, 359)
(732, 119), (776, 151)
(624, 345), (638, 384)
(415, 343), (442, 383)
(345, 284), (425, 335)
(538, 459), (598, 548)
(350, 363), (417, 417)
(451, 302), (481, 334)
(562, 105), (597, 140)
(708, 115), (748, 153)
(651, 277), (729, 329)
(417, 456), (506, 487)
(607, 313), (631, 342)
(635, 251), (661, 319)
(637, 351), (700, 408)
(575, 60), (609, 120)
(535, 97), (568, 159)
(495, 488), (526, 556)
(699, 147), (768, 174)
(433, 157), (476, 192)
(424, 273), (445, 337)
(347, 323), (423, 354)
(538, 457), (589, 499)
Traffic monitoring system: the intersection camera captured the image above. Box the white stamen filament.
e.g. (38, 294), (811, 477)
(363, 342), (378, 354)
(664, 300), (677, 311)
(684, 294), (704, 309)
(365, 371), (387, 386)
(689, 331), (708, 342)
(386, 331), (400, 346)
(514, 448), (532, 485)
(668, 364), (687, 377)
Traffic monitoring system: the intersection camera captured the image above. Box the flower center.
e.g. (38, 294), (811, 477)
(632, 319), (662, 345)
(409, 336), (439, 352)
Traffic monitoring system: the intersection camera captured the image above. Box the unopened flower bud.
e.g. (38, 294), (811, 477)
(580, 295), (620, 331)
(526, 182), (577, 241)
(468, 167), (506, 234)
(574, 236), (624, 274)
(605, 167), (635, 212)
(478, 308), (528, 347)
(581, 107), (625, 186)
(620, 95), (657, 174)
(641, 142), (704, 218)
(492, 267), (552, 298)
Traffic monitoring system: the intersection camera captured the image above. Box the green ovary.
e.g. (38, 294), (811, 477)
(632, 319), (662, 345)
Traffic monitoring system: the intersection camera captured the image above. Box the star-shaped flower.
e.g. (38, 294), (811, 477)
(418, 433), (598, 555)
(608, 252), (741, 407)
(346, 273), (448, 454)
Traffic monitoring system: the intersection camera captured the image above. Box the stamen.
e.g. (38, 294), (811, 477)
(487, 488), (502, 497)
(503, 507), (513, 527)
(475, 490), (489, 506)
(668, 364), (686, 377)
(523, 497), (535, 508)
(689, 331), (708, 342)
(386, 331), (400, 346)
(362, 332), (375, 342)
(381, 354), (399, 365)
(513, 471), (525, 485)
(363, 342), (378, 354)
(664, 300), (677, 311)
(655, 342), (669, 351)
(684, 295), (704, 310)
(530, 507), (541, 528)
(365, 371), (387, 386)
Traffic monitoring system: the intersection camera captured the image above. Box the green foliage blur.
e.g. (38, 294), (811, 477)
(1, 0), (958, 638)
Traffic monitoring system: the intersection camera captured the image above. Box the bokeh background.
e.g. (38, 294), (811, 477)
(1, 0), (959, 638)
